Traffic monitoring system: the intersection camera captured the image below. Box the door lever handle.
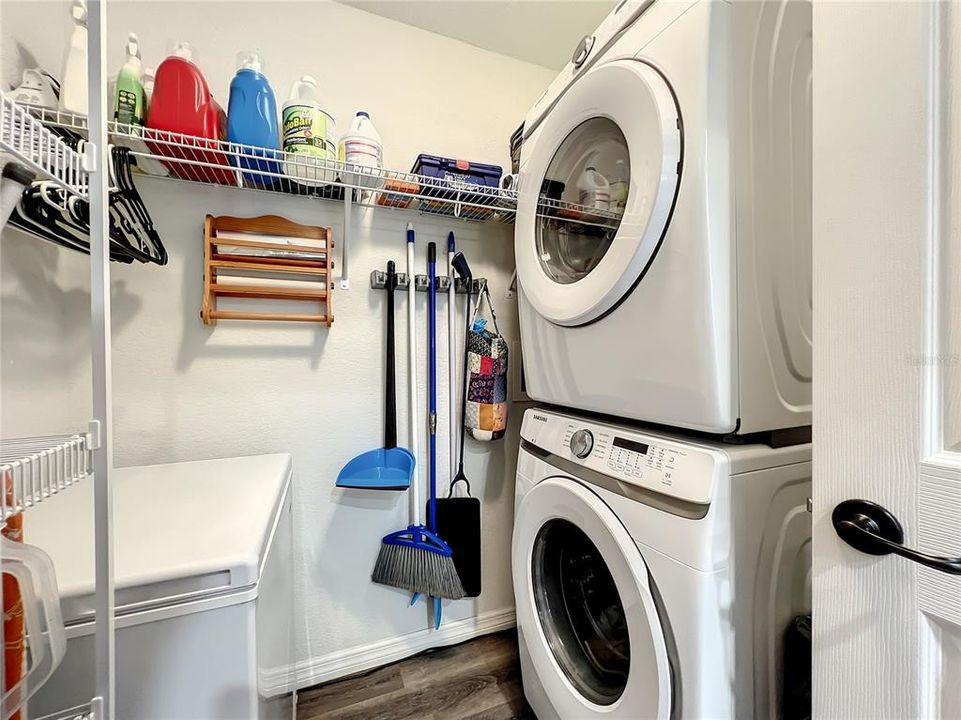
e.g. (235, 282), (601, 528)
(833, 499), (961, 575)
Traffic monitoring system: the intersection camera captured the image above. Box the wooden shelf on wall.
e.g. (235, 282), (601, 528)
(202, 214), (334, 326)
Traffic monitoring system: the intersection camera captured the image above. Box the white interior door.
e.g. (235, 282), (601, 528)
(814, 3), (961, 717)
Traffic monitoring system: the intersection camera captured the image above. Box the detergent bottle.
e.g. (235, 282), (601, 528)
(338, 111), (384, 189)
(59, 0), (88, 115)
(282, 76), (336, 186)
(147, 42), (232, 184)
(609, 159), (629, 214)
(227, 51), (280, 186)
(577, 165), (611, 211)
(114, 65), (169, 177)
(114, 33), (146, 126)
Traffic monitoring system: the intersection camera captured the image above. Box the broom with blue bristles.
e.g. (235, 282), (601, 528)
(372, 227), (465, 610)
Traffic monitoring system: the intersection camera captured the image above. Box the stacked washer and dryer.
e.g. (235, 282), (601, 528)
(510, 1), (812, 719)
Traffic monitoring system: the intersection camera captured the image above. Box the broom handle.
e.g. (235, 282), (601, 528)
(407, 225), (421, 527)
(447, 233), (457, 486)
(385, 261), (397, 449)
(427, 242), (438, 531)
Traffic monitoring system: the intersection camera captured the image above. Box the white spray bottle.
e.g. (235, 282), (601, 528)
(59, 0), (88, 115)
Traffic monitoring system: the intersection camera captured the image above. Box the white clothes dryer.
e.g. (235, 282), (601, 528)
(515, 0), (812, 434)
(512, 407), (811, 719)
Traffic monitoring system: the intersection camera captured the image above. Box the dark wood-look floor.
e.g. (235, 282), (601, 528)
(297, 630), (535, 720)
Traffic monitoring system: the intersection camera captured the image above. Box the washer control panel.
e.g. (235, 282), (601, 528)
(521, 408), (722, 505)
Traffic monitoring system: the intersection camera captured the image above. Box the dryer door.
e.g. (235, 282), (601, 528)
(515, 59), (681, 327)
(512, 476), (672, 718)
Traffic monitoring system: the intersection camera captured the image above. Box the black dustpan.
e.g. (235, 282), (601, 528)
(431, 246), (481, 597)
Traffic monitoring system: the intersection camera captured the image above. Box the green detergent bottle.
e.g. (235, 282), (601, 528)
(114, 33), (145, 126)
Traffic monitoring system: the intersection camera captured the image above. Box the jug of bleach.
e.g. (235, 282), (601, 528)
(338, 111), (384, 190)
(577, 165), (611, 211)
(113, 33), (145, 126)
(282, 76), (336, 187)
(228, 51), (280, 187)
(59, 0), (88, 115)
(147, 42), (233, 185)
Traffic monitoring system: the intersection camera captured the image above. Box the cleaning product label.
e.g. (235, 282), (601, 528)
(340, 137), (383, 168)
(282, 106), (331, 157)
(115, 88), (141, 125)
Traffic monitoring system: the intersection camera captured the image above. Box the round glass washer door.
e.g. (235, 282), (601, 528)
(515, 59), (681, 327)
(532, 518), (631, 705)
(512, 476), (672, 718)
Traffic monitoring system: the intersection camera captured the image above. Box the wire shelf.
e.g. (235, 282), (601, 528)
(35, 700), (99, 720)
(0, 93), (88, 197)
(1, 433), (92, 525)
(22, 104), (515, 224)
(22, 104), (624, 232)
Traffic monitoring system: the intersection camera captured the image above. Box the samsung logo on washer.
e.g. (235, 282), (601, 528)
(531, 413), (550, 423)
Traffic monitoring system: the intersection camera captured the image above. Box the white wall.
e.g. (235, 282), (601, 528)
(1, 0), (552, 690)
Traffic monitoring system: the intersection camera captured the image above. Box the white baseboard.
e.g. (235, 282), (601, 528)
(262, 606), (516, 695)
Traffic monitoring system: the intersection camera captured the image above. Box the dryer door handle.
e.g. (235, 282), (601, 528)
(832, 499), (961, 575)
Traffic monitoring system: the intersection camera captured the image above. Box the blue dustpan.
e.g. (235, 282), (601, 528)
(337, 446), (415, 490)
(337, 261), (414, 490)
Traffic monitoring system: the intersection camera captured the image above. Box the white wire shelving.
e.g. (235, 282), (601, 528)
(22, 104), (517, 223)
(36, 699), (100, 720)
(0, 93), (88, 197)
(0, 434), (93, 526)
(1, 85), (104, 720)
(20, 104), (623, 233)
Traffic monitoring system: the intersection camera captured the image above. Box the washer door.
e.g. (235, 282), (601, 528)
(515, 60), (681, 327)
(512, 476), (672, 718)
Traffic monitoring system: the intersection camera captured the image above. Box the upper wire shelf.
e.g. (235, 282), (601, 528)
(1, 433), (92, 525)
(22, 104), (622, 232)
(0, 93), (88, 197)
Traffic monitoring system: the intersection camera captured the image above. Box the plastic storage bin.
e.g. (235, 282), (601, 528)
(412, 154), (502, 220)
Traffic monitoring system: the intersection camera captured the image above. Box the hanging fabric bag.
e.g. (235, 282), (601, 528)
(464, 282), (509, 441)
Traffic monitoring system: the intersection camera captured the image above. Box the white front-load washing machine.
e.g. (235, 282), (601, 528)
(512, 408), (811, 719)
(515, 0), (812, 435)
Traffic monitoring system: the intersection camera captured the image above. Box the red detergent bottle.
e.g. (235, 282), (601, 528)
(146, 42), (234, 185)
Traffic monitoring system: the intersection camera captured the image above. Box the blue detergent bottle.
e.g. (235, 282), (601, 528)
(227, 51), (280, 186)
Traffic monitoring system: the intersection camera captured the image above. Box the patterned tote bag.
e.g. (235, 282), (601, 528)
(464, 283), (509, 441)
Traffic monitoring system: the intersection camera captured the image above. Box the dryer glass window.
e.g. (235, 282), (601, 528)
(536, 118), (629, 285)
(532, 518), (630, 705)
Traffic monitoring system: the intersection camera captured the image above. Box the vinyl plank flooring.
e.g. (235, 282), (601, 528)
(297, 663), (404, 715)
(297, 630), (533, 720)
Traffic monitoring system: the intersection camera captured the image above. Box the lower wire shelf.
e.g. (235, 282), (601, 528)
(0, 433), (93, 525)
(35, 699), (100, 720)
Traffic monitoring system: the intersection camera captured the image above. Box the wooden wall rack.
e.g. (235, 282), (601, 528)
(202, 214), (334, 326)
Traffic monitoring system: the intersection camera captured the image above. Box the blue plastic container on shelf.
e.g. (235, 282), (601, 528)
(411, 154), (503, 220)
(227, 52), (281, 186)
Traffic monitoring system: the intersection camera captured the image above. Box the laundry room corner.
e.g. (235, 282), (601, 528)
(0, 0), (554, 695)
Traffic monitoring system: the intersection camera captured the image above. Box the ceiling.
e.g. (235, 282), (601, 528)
(336, 0), (615, 70)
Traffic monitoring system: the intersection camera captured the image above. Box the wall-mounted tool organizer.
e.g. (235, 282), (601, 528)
(202, 214), (334, 326)
(370, 269), (485, 294)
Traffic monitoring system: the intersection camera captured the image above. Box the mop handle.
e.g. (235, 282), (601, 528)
(447, 233), (457, 484)
(427, 242), (438, 531)
(406, 224), (421, 526)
